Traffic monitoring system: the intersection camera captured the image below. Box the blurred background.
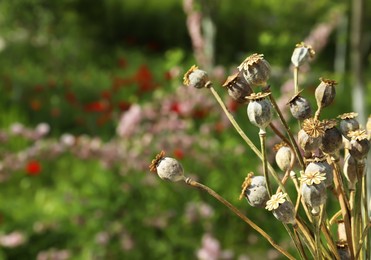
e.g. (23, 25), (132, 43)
(0, 0), (370, 259)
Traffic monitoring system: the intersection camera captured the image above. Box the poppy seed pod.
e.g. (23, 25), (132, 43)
(298, 118), (325, 153)
(183, 65), (209, 89)
(315, 78), (337, 108)
(299, 171), (327, 215)
(265, 192), (296, 224)
(338, 112), (360, 138)
(287, 91), (312, 120)
(222, 72), (253, 104)
(149, 151), (185, 182)
(343, 154), (358, 186)
(272, 201), (296, 225)
(291, 42), (315, 67)
(348, 130), (370, 161)
(241, 175), (270, 208)
(301, 182), (327, 215)
(274, 143), (293, 172)
(305, 157), (333, 188)
(246, 92), (274, 130)
(237, 53), (271, 86)
(320, 119), (343, 154)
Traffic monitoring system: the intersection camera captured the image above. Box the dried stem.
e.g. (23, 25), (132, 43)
(259, 129), (272, 196)
(294, 66), (299, 95)
(184, 177), (296, 260)
(269, 122), (292, 148)
(208, 84), (288, 194)
(356, 222), (371, 259)
(331, 157), (355, 259)
(268, 92), (305, 170)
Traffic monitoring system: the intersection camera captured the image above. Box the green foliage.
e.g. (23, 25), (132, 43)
(0, 0), (370, 259)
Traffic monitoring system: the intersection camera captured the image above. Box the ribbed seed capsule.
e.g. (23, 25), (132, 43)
(237, 53), (271, 86)
(222, 71), (253, 103)
(298, 118), (325, 153)
(241, 175), (270, 208)
(320, 119), (343, 154)
(338, 112), (360, 139)
(343, 154), (358, 186)
(348, 130), (370, 161)
(272, 201), (296, 224)
(287, 91), (312, 120)
(305, 157), (333, 187)
(299, 171), (327, 215)
(265, 192), (296, 225)
(149, 151), (185, 182)
(291, 42), (315, 67)
(301, 182), (327, 215)
(274, 143), (293, 172)
(246, 92), (274, 130)
(315, 78), (337, 108)
(183, 65), (209, 89)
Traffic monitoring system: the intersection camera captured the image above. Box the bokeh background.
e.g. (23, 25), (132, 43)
(0, 0), (370, 259)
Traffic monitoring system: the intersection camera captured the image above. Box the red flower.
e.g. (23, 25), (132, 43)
(29, 99), (42, 111)
(133, 64), (158, 93)
(84, 101), (109, 112)
(26, 160), (42, 176)
(118, 101), (131, 112)
(170, 102), (181, 114)
(173, 148), (184, 160)
(228, 99), (239, 113)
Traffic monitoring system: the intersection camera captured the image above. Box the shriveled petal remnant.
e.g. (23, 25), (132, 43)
(273, 142), (289, 152)
(238, 53), (265, 71)
(245, 92), (271, 101)
(322, 119), (337, 130)
(319, 77), (337, 87)
(338, 112), (358, 120)
(299, 171), (326, 185)
(149, 151), (165, 173)
(295, 42), (315, 58)
(183, 65), (198, 86)
(239, 172), (254, 200)
(222, 73), (239, 87)
(348, 129), (368, 141)
(265, 192), (287, 211)
(302, 118), (325, 137)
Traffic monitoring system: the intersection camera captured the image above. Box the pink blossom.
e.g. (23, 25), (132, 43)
(116, 104), (142, 138)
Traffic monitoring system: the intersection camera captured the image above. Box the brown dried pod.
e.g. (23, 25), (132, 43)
(343, 154), (357, 187)
(305, 157), (333, 187)
(246, 92), (273, 130)
(287, 91), (312, 120)
(274, 143), (293, 172)
(183, 65), (209, 89)
(299, 170), (327, 215)
(338, 112), (359, 138)
(315, 78), (337, 108)
(320, 119), (343, 154)
(291, 42), (315, 67)
(348, 130), (370, 161)
(298, 118), (324, 153)
(237, 53), (271, 86)
(222, 71), (253, 103)
(266, 192), (296, 224)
